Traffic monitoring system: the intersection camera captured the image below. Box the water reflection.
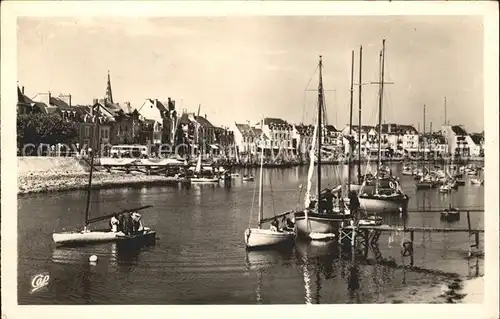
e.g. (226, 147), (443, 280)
(296, 240), (340, 304)
(52, 242), (146, 267)
(244, 248), (295, 304)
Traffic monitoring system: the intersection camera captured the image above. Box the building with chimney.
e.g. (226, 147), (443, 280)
(17, 85), (45, 114)
(232, 122), (268, 159)
(213, 126), (235, 157)
(258, 117), (294, 156)
(137, 98), (177, 145)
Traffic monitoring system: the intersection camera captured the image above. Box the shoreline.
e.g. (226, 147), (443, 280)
(386, 275), (483, 304)
(17, 171), (191, 196)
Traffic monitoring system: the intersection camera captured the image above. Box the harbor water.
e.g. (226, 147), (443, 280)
(18, 164), (484, 304)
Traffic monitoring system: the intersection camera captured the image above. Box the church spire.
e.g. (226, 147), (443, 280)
(105, 70), (114, 104)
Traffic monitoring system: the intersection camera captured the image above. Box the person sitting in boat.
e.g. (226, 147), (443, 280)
(131, 212), (143, 233)
(270, 219), (280, 232)
(110, 214), (119, 232)
(117, 213), (124, 232)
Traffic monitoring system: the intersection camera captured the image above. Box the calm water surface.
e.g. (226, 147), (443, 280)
(18, 164), (484, 304)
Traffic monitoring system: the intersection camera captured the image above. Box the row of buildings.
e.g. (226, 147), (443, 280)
(231, 121), (485, 158)
(17, 72), (484, 158)
(17, 72), (235, 156)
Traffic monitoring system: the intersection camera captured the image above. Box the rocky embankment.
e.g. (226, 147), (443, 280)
(17, 171), (184, 195)
(17, 157), (185, 195)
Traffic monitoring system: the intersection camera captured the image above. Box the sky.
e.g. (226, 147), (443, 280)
(17, 15), (484, 132)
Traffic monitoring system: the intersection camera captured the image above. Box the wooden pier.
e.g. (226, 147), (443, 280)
(339, 210), (484, 268)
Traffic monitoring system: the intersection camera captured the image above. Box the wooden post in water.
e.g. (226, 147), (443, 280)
(466, 210), (474, 257)
(410, 231), (414, 267)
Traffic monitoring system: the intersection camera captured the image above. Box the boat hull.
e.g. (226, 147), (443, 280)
(190, 177), (219, 183)
(53, 231), (119, 246)
(53, 229), (156, 247)
(293, 211), (345, 237)
(358, 195), (409, 214)
(244, 228), (295, 249)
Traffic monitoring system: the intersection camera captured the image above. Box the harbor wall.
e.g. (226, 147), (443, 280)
(18, 156), (89, 176)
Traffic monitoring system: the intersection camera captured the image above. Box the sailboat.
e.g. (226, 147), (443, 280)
(415, 104), (436, 189)
(293, 55), (347, 239)
(190, 153), (219, 183)
(356, 39), (409, 213)
(52, 119), (156, 246)
(244, 122), (295, 249)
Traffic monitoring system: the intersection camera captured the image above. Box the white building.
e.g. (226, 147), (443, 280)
(441, 125), (481, 157)
(232, 123), (260, 155)
(292, 124), (314, 157)
(258, 117), (294, 155)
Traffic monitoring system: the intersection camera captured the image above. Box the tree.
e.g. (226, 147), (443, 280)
(17, 113), (78, 149)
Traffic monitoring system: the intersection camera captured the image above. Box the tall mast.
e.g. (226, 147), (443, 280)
(348, 50), (354, 192)
(258, 119), (264, 228)
(317, 56), (324, 206)
(444, 97), (447, 125)
(376, 39), (386, 194)
(357, 46), (363, 180)
(424, 104), (428, 170)
(84, 109), (97, 229)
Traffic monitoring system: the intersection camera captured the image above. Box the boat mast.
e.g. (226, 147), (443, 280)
(84, 109), (97, 230)
(348, 50), (354, 193)
(376, 39), (386, 194)
(258, 119), (265, 228)
(317, 55), (324, 207)
(444, 97), (447, 125)
(357, 46), (363, 180)
(423, 104), (427, 171)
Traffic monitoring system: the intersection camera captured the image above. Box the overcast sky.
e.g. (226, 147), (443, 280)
(18, 15), (483, 132)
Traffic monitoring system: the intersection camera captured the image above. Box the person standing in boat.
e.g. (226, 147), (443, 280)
(110, 214), (119, 232)
(122, 212), (133, 235)
(348, 190), (360, 220)
(131, 211), (143, 233)
(117, 213), (124, 232)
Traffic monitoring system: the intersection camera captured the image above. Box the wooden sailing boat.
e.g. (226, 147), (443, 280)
(356, 39), (409, 213)
(52, 115), (156, 246)
(244, 120), (295, 249)
(416, 104), (436, 189)
(190, 153), (219, 183)
(294, 56), (346, 239)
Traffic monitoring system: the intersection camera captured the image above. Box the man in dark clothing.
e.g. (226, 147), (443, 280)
(127, 213), (135, 234)
(348, 190), (361, 219)
(117, 213), (124, 232)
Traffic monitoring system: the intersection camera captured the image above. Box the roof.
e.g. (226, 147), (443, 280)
(396, 125), (418, 134)
(451, 125), (468, 136)
(295, 124), (315, 136)
(49, 97), (71, 110)
(264, 117), (288, 126)
(235, 123), (264, 139)
(144, 99), (167, 113)
(17, 87), (34, 105)
(469, 133), (483, 145)
(325, 124), (337, 132)
(263, 117), (293, 130)
(374, 124), (418, 135)
(177, 113), (192, 125)
(194, 116), (214, 128)
(351, 125), (376, 133)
